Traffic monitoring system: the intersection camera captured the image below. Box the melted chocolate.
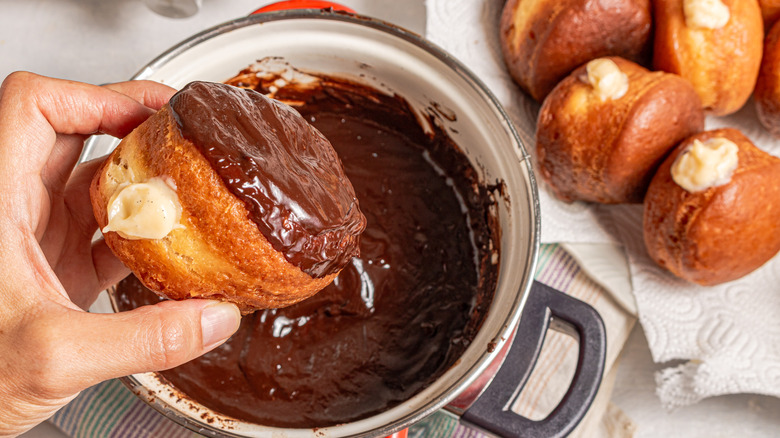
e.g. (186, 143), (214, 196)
(169, 81), (366, 277)
(116, 73), (499, 428)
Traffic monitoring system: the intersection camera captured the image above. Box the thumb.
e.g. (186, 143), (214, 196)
(62, 299), (241, 393)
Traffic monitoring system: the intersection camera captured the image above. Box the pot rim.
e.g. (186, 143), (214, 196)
(105, 9), (541, 437)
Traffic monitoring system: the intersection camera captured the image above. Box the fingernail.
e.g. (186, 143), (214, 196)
(201, 302), (241, 349)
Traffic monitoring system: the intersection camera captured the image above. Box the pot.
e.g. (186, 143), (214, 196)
(82, 10), (606, 438)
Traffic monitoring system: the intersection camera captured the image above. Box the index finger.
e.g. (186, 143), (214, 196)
(0, 72), (176, 181)
(102, 80), (177, 112)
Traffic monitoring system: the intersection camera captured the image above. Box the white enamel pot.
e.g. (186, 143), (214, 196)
(82, 9), (606, 438)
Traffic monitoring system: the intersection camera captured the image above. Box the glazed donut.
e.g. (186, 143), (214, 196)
(499, 0), (652, 102)
(643, 128), (780, 286)
(90, 81), (366, 313)
(653, 0), (763, 116)
(536, 57), (704, 203)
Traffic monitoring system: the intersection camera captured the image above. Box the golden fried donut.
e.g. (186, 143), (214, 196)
(90, 81), (366, 313)
(653, 0), (763, 116)
(760, 0), (780, 28)
(536, 57), (704, 203)
(643, 128), (780, 285)
(499, 0), (652, 102)
(755, 19), (780, 137)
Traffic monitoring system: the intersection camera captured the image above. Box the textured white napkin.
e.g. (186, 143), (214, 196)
(426, 0), (780, 410)
(426, 0), (619, 244)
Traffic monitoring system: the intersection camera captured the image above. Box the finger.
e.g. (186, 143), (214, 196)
(51, 158), (130, 309)
(103, 80), (176, 111)
(0, 73), (171, 185)
(38, 158), (117, 307)
(38, 81), (175, 191)
(62, 157), (104, 235)
(42, 82), (175, 192)
(81, 238), (130, 308)
(39, 134), (91, 195)
(56, 238), (129, 311)
(63, 158), (128, 294)
(53, 300), (241, 396)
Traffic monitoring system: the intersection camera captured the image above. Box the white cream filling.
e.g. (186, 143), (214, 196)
(102, 177), (183, 240)
(584, 58), (629, 102)
(684, 0), (730, 29)
(671, 137), (739, 192)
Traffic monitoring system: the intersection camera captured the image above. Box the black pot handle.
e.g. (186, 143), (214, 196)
(460, 280), (606, 438)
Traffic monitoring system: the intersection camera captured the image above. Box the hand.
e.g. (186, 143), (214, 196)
(0, 72), (242, 437)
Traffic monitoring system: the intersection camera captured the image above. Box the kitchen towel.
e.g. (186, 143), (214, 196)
(425, 0), (780, 409)
(50, 244), (635, 437)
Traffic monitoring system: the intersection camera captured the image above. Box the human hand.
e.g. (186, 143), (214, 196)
(0, 72), (242, 437)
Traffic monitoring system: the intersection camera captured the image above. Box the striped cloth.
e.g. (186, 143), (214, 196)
(50, 244), (596, 438)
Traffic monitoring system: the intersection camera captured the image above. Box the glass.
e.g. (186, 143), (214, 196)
(144, 0), (202, 18)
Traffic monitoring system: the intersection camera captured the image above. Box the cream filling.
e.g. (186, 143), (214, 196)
(584, 59), (629, 102)
(671, 137), (739, 192)
(684, 0), (730, 29)
(102, 177), (183, 240)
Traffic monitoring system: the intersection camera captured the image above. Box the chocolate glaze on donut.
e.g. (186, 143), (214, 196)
(169, 81), (365, 278)
(116, 70), (500, 428)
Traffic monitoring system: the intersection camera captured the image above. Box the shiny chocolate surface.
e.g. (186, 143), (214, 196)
(169, 81), (365, 277)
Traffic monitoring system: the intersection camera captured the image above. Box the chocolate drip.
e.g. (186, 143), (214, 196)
(169, 81), (365, 277)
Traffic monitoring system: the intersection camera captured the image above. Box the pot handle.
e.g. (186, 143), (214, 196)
(460, 280), (606, 438)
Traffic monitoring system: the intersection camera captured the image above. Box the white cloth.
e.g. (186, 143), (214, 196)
(426, 0), (780, 410)
(425, 0), (618, 244)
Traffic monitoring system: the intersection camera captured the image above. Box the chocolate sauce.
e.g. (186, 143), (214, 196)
(116, 72), (499, 428)
(169, 81), (366, 277)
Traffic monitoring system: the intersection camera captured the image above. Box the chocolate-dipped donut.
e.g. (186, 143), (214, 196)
(113, 68), (501, 428)
(90, 81), (366, 313)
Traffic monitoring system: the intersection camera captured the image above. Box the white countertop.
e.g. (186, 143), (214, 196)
(4, 1), (780, 436)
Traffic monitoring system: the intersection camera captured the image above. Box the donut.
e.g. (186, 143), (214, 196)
(536, 57), (704, 203)
(90, 81), (366, 313)
(755, 19), (780, 138)
(759, 0), (780, 28)
(499, 0), (652, 102)
(653, 0), (763, 116)
(643, 128), (780, 285)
